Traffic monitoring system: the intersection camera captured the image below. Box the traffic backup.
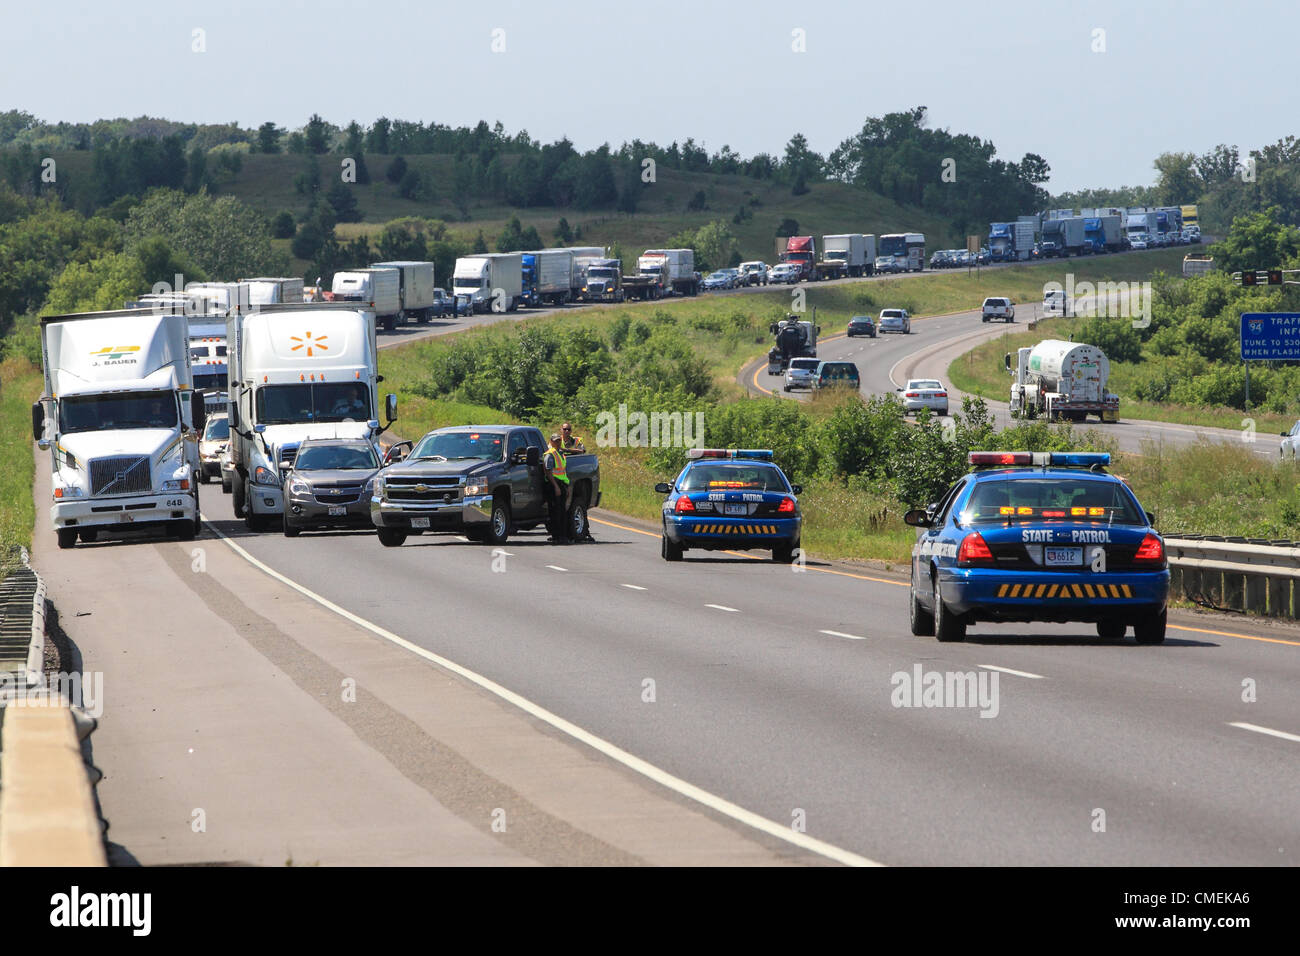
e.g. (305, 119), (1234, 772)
(905, 452), (1169, 644)
(656, 449), (802, 563)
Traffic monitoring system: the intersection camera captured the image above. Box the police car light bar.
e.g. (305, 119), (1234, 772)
(968, 452), (1110, 468)
(687, 449), (775, 461)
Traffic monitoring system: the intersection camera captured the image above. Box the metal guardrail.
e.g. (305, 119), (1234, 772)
(0, 548), (44, 686)
(1164, 536), (1300, 618)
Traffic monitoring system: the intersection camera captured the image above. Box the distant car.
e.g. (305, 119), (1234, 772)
(981, 297), (1015, 323)
(898, 378), (949, 416)
(784, 357), (821, 391)
(906, 451), (1170, 644)
(1042, 289), (1071, 316)
(977, 247), (991, 265)
(847, 315), (877, 338)
(431, 287), (454, 317)
(220, 442), (236, 494)
(720, 268), (744, 288)
(281, 438), (383, 537)
(656, 449), (803, 563)
(739, 261), (769, 286)
(1281, 420), (1300, 459)
(874, 255), (901, 274)
(702, 271), (734, 291)
(769, 263), (801, 285)
(453, 292), (474, 316)
(199, 413), (229, 483)
(878, 308), (911, 334)
(1129, 235), (1149, 251)
(813, 360), (860, 391)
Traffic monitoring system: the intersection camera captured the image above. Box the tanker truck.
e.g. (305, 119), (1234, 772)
(1005, 340), (1119, 422)
(766, 314), (820, 375)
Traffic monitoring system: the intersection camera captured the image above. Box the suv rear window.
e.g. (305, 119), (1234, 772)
(790, 359), (819, 370)
(959, 478), (1144, 525)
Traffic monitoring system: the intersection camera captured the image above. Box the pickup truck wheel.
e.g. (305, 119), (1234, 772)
(377, 527), (407, 547)
(933, 574), (966, 642)
(486, 499), (510, 545)
(57, 528), (78, 549)
(661, 531), (683, 562)
(569, 500), (589, 541)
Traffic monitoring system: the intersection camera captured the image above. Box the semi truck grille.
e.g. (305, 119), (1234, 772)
(90, 456), (151, 497)
(279, 444), (299, 469)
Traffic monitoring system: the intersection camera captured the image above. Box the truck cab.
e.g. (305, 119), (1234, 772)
(581, 258), (623, 302)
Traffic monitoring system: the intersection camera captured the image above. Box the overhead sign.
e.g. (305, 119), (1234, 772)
(1240, 312), (1300, 360)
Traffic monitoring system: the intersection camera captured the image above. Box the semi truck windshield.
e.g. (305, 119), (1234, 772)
(60, 390), (178, 433)
(255, 383), (370, 424)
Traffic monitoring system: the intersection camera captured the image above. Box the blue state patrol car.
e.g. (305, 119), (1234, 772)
(905, 452), (1170, 643)
(657, 449), (803, 562)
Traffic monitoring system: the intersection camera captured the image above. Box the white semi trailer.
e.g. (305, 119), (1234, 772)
(1006, 339), (1119, 422)
(33, 308), (205, 548)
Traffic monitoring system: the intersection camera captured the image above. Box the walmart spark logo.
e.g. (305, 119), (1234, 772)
(90, 345), (140, 361)
(290, 331), (329, 357)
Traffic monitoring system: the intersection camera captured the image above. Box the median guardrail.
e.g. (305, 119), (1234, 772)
(1164, 535), (1300, 618)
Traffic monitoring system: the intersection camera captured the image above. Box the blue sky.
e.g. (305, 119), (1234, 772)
(3, 0), (1293, 192)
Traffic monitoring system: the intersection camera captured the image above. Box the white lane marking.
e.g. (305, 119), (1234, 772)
(1229, 722), (1300, 743)
(621, 584), (647, 591)
(819, 629), (866, 641)
(455, 535), (470, 542)
(546, 565), (567, 572)
(706, 604), (740, 613)
(978, 664), (1045, 679)
(199, 517), (882, 867)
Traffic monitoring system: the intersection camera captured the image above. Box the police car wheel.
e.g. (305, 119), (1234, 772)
(1133, 609), (1167, 645)
(1096, 620), (1126, 640)
(661, 532), (683, 562)
(772, 540), (796, 564)
(910, 582), (935, 636)
(377, 528), (406, 547)
(932, 575), (966, 642)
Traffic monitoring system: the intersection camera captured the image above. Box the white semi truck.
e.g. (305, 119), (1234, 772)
(242, 277), (305, 306)
(452, 253), (523, 313)
(820, 234), (874, 278)
(371, 260), (437, 325)
(330, 267), (402, 330)
(33, 308), (205, 548)
(225, 303), (397, 531)
(639, 249), (698, 295)
(1006, 339), (1119, 422)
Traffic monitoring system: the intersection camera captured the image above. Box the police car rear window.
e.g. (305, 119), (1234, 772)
(680, 464), (788, 492)
(959, 478), (1143, 525)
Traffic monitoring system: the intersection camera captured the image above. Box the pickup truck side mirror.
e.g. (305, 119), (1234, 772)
(654, 482), (672, 494)
(903, 509), (933, 528)
(384, 440), (412, 465)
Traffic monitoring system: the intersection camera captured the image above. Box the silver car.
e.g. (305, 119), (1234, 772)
(282, 438), (383, 536)
(783, 357), (821, 392)
(199, 413), (229, 483)
(898, 378), (949, 416)
(878, 308), (911, 334)
(1281, 420), (1300, 459)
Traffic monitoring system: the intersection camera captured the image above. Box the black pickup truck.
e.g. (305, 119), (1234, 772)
(369, 425), (600, 547)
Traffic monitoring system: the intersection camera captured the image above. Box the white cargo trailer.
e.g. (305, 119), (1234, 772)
(371, 260), (437, 324)
(331, 267), (402, 331)
(242, 277), (305, 306)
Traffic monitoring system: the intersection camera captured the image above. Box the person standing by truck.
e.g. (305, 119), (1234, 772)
(560, 422), (585, 453)
(543, 433), (572, 542)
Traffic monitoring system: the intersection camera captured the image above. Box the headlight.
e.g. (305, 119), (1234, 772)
(53, 486), (84, 500)
(288, 477), (311, 496)
(161, 478), (191, 491)
(372, 475), (385, 497)
(464, 482), (487, 496)
(254, 465), (279, 485)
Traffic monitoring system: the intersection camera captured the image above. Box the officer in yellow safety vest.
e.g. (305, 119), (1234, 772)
(543, 433), (572, 542)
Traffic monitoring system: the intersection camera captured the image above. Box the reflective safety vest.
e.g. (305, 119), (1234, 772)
(546, 446), (569, 483)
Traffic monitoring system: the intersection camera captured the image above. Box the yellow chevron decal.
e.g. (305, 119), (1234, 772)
(1123, 584), (1132, 598)
(997, 585), (1008, 597)
(1035, 584), (1047, 598)
(1084, 584), (1096, 598)
(1071, 584), (1083, 597)
(1047, 584), (1059, 598)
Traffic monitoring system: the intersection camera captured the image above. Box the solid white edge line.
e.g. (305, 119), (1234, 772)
(978, 664), (1045, 679)
(200, 517), (881, 867)
(819, 629), (866, 641)
(705, 604), (740, 613)
(1229, 721), (1300, 743)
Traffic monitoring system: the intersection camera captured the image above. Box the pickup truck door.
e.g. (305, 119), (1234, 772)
(505, 432), (539, 518)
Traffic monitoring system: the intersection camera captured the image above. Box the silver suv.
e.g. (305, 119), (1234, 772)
(784, 357), (821, 392)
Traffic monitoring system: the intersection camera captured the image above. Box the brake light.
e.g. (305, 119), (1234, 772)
(777, 496), (795, 513)
(935, 392), (947, 398)
(905, 392), (919, 398)
(957, 532), (995, 565)
(675, 497), (696, 514)
(1133, 534), (1164, 563)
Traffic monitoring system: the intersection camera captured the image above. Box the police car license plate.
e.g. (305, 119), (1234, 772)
(411, 517), (430, 528)
(328, 505), (346, 516)
(724, 503), (747, 516)
(1045, 546), (1082, 566)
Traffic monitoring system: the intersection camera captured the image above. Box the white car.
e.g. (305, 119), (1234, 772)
(1281, 420), (1300, 459)
(769, 263), (801, 284)
(898, 379), (949, 416)
(739, 261), (769, 286)
(1042, 290), (1072, 316)
(981, 297), (1015, 323)
(784, 357), (821, 391)
(199, 413), (230, 483)
(878, 308), (911, 334)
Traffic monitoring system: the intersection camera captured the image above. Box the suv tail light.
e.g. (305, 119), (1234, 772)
(1133, 533), (1165, 565)
(957, 532), (995, 566)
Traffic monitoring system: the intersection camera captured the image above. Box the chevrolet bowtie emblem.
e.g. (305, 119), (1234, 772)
(414, 483), (428, 493)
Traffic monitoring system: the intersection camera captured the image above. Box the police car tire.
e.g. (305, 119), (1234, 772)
(910, 584), (935, 636)
(1134, 609), (1167, 645)
(661, 532), (683, 562)
(1097, 620), (1126, 640)
(377, 528), (407, 547)
(772, 540), (796, 564)
(933, 576), (966, 642)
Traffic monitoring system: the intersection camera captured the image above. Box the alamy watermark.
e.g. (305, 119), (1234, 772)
(595, 404), (705, 448)
(1043, 274), (1152, 329)
(890, 664), (1000, 718)
(0, 670), (104, 718)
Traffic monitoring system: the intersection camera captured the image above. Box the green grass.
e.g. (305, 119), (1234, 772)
(946, 315), (1295, 434)
(0, 353), (43, 574)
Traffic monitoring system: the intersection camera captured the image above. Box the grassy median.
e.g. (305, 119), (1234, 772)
(0, 320), (44, 576)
